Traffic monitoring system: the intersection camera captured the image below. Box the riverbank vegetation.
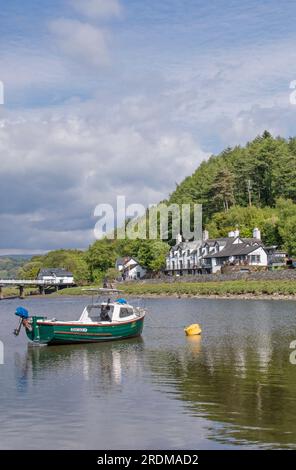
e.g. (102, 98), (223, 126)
(121, 280), (296, 297)
(2, 279), (296, 300)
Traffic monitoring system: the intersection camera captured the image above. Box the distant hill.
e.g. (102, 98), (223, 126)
(0, 255), (33, 279)
(166, 131), (296, 254)
(169, 131), (296, 222)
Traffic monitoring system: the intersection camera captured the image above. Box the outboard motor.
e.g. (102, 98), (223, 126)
(14, 307), (29, 336)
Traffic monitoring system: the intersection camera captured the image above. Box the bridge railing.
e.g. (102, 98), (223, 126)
(0, 279), (75, 286)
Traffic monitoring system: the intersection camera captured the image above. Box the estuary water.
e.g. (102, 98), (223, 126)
(0, 296), (296, 450)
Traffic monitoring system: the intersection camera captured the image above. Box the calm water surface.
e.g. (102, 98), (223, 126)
(0, 296), (296, 449)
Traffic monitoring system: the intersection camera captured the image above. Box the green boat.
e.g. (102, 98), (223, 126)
(13, 289), (146, 346)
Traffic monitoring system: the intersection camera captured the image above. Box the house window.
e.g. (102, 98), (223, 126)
(179, 260), (183, 269)
(249, 255), (261, 264)
(187, 260), (190, 268)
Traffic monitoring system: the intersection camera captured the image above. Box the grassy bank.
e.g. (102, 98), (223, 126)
(0, 286), (39, 299)
(3, 280), (296, 300)
(55, 286), (99, 296)
(120, 280), (296, 297)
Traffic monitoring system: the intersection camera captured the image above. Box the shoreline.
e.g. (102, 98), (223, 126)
(2, 279), (296, 301)
(1, 291), (296, 301)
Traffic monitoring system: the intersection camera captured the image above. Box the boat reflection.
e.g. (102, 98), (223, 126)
(13, 327), (296, 448)
(15, 337), (145, 392)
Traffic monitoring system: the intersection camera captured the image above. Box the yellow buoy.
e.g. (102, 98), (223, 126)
(184, 323), (202, 336)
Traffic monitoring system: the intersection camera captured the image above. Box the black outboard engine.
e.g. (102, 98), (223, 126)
(14, 307), (29, 336)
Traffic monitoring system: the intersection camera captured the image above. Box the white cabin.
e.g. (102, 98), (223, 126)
(79, 301), (141, 324)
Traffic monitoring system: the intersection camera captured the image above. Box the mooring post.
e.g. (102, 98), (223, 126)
(19, 285), (25, 299)
(39, 286), (45, 295)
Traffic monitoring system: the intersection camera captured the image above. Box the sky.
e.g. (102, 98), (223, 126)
(1, 0), (296, 254)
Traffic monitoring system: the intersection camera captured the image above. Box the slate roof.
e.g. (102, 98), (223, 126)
(116, 257), (147, 270)
(38, 268), (73, 279)
(241, 238), (264, 246)
(115, 257), (130, 267)
(203, 241), (265, 259)
(171, 240), (202, 252)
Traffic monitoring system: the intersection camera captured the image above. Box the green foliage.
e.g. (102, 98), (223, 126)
(277, 198), (296, 256)
(0, 256), (32, 279)
(122, 280), (296, 297)
(166, 131), (296, 255)
(85, 239), (118, 282)
(105, 268), (120, 281)
(210, 167), (235, 212)
(136, 239), (170, 271)
(86, 238), (169, 281)
(169, 132), (296, 222)
(18, 261), (43, 279)
(19, 250), (90, 284)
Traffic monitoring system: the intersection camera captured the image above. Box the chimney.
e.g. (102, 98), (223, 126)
(253, 227), (261, 240)
(202, 230), (209, 241)
(176, 233), (182, 244)
(228, 231), (235, 238)
(234, 229), (240, 238)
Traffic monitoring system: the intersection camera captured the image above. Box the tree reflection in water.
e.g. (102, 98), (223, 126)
(148, 332), (296, 448)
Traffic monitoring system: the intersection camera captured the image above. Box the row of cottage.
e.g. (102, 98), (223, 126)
(115, 227), (287, 279)
(165, 228), (286, 275)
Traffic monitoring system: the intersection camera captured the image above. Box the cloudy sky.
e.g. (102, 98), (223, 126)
(1, 0), (296, 254)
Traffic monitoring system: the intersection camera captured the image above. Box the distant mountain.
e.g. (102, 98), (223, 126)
(0, 254), (34, 260)
(0, 255), (34, 279)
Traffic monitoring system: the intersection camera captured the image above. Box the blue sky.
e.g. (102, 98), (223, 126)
(1, 0), (296, 253)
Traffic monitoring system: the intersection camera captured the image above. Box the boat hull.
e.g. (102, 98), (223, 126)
(25, 315), (145, 345)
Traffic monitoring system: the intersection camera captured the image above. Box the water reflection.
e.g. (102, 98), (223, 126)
(5, 297), (296, 449)
(148, 332), (296, 448)
(15, 338), (145, 393)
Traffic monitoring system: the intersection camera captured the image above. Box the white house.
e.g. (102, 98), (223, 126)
(166, 233), (204, 274)
(37, 268), (74, 285)
(115, 257), (147, 280)
(202, 229), (268, 274)
(165, 228), (268, 275)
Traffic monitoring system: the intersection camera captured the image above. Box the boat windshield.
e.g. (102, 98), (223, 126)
(88, 305), (114, 322)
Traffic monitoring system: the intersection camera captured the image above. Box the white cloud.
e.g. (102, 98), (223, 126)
(0, 97), (207, 250)
(69, 0), (122, 19)
(49, 18), (109, 67)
